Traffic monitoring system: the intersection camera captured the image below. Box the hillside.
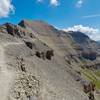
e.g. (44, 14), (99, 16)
(0, 20), (100, 100)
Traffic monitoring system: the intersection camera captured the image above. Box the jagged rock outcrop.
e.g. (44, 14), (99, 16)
(1, 23), (36, 39)
(81, 51), (97, 60)
(83, 82), (96, 100)
(35, 50), (54, 60)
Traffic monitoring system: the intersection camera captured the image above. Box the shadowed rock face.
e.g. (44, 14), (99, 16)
(25, 41), (34, 49)
(0, 19), (100, 100)
(69, 31), (90, 43)
(83, 82), (96, 100)
(18, 20), (27, 28)
(4, 23), (22, 37)
(82, 51), (97, 60)
(35, 50), (54, 60)
(1, 23), (36, 39)
(68, 31), (100, 54)
(65, 31), (100, 62)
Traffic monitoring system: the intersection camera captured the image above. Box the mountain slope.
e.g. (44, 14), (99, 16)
(0, 20), (100, 100)
(68, 31), (100, 52)
(19, 20), (100, 98)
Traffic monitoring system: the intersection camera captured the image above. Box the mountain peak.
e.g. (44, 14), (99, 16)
(18, 19), (59, 36)
(18, 19), (49, 28)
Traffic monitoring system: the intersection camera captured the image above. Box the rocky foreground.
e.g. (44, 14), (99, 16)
(0, 20), (100, 100)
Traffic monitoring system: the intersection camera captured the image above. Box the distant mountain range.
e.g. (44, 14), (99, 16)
(97, 40), (100, 43)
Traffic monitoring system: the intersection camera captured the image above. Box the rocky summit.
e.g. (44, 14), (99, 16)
(0, 20), (100, 100)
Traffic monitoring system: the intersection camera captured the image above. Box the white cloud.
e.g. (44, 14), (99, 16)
(82, 14), (100, 18)
(0, 0), (14, 18)
(50, 0), (60, 6)
(37, 0), (60, 6)
(76, 0), (84, 8)
(37, 0), (43, 3)
(63, 25), (100, 41)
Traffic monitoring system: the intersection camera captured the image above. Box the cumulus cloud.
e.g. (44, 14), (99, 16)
(50, 0), (59, 6)
(63, 25), (100, 41)
(76, 0), (84, 8)
(37, 0), (59, 6)
(0, 0), (14, 18)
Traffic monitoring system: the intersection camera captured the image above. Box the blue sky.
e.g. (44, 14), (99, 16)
(0, 0), (100, 28)
(0, 0), (100, 40)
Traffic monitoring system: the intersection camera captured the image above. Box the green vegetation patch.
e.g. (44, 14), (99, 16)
(94, 71), (100, 77)
(81, 69), (100, 89)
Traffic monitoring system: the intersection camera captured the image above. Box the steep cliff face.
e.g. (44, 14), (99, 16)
(0, 20), (100, 100)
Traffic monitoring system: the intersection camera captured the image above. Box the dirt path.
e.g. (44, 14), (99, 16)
(0, 42), (24, 100)
(0, 45), (13, 100)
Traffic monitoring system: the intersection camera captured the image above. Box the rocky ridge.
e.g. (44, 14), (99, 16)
(0, 20), (100, 100)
